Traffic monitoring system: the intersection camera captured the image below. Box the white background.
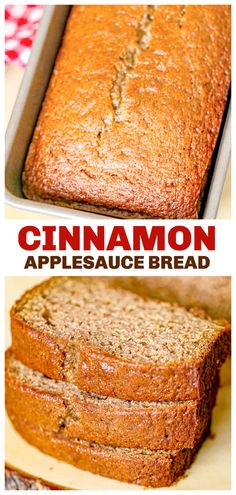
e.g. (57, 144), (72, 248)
(2, 219), (233, 275)
(1, 0), (235, 494)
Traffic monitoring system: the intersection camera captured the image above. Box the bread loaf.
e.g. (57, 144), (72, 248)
(22, 5), (231, 219)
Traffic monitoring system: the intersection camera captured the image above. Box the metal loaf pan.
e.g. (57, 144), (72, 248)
(5, 5), (231, 220)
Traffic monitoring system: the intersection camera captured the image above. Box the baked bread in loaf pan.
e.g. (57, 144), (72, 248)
(21, 5), (231, 219)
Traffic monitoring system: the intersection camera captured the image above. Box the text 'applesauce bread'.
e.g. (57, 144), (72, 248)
(11, 277), (231, 402)
(22, 5), (231, 219)
(5, 349), (219, 450)
(8, 416), (211, 488)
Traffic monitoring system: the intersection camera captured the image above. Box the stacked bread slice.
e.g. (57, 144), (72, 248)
(6, 277), (231, 488)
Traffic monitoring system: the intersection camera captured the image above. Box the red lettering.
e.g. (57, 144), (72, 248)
(133, 226), (165, 250)
(84, 226), (104, 250)
(59, 226), (80, 250)
(42, 226), (56, 250)
(18, 226), (40, 251)
(107, 227), (131, 250)
(194, 226), (215, 250)
(168, 227), (191, 250)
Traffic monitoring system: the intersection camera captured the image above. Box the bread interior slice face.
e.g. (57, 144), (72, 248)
(11, 277), (231, 401)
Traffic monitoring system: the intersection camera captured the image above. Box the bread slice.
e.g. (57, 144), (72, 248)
(11, 277), (230, 402)
(8, 416), (211, 488)
(5, 349), (218, 450)
(115, 276), (231, 321)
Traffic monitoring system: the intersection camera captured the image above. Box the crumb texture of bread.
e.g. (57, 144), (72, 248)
(6, 349), (218, 450)
(8, 417), (210, 488)
(117, 277), (231, 321)
(12, 278), (228, 364)
(22, 5), (231, 219)
(11, 277), (231, 401)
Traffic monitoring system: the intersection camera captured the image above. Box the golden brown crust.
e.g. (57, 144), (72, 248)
(22, 5), (231, 219)
(9, 418), (210, 488)
(11, 278), (231, 402)
(5, 349), (218, 450)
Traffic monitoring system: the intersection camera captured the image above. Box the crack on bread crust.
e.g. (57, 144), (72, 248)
(95, 6), (156, 160)
(96, 115), (113, 159)
(179, 5), (186, 28)
(62, 344), (78, 384)
(57, 397), (77, 434)
(110, 5), (156, 123)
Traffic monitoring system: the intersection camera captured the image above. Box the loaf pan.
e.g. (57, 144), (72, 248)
(5, 5), (231, 220)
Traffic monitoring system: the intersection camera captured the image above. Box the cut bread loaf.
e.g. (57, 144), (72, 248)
(5, 349), (218, 450)
(22, 5), (231, 219)
(116, 277), (231, 321)
(8, 416), (211, 488)
(11, 277), (231, 402)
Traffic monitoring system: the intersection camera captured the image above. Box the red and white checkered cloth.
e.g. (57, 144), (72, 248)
(5, 5), (43, 67)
